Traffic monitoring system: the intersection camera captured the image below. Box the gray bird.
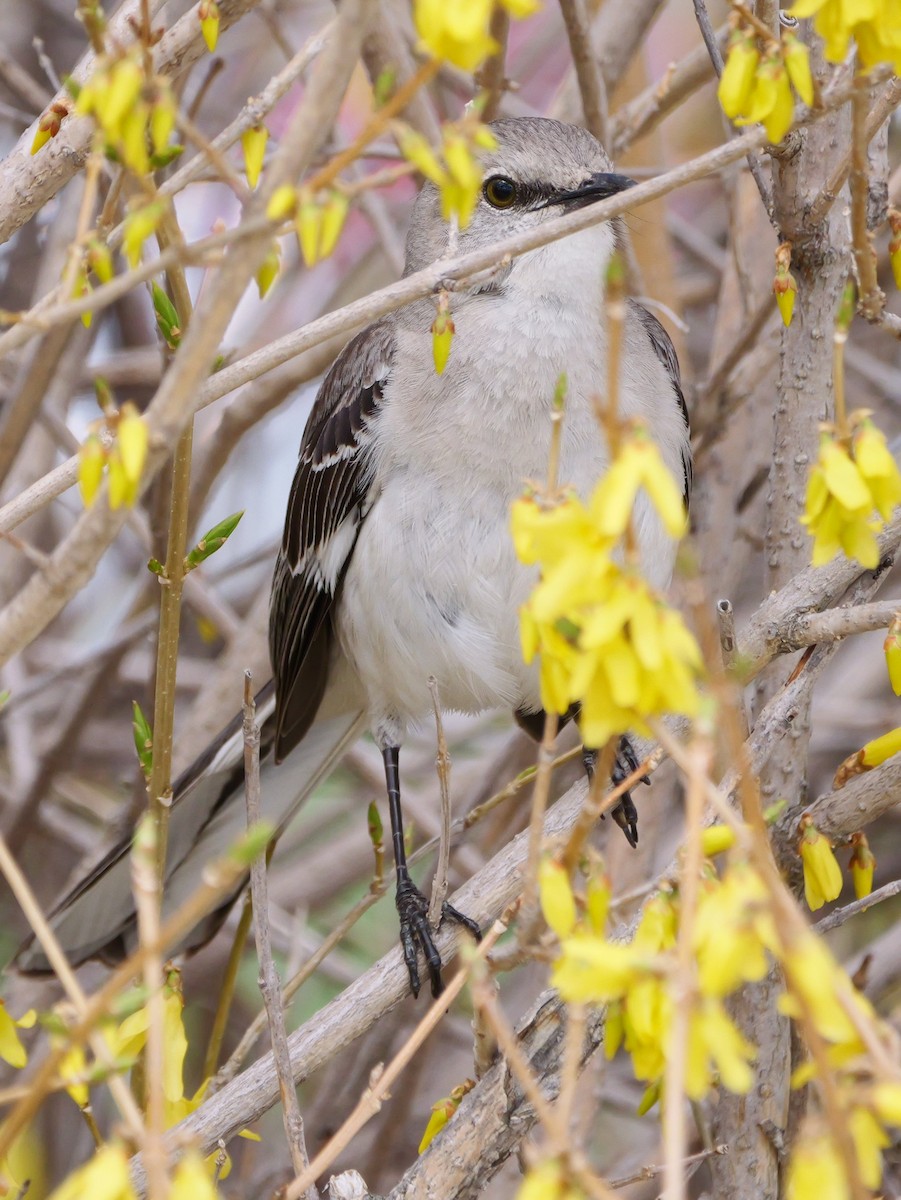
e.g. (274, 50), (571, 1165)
(17, 117), (691, 996)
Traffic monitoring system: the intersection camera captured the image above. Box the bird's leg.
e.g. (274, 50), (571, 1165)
(582, 735), (649, 848)
(382, 745), (480, 999)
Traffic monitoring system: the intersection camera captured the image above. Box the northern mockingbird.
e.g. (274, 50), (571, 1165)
(18, 118), (691, 996)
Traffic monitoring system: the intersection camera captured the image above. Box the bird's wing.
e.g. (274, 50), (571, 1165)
(270, 319), (395, 760)
(629, 301), (692, 504)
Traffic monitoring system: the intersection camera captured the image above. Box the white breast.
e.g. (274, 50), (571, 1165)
(336, 241), (688, 739)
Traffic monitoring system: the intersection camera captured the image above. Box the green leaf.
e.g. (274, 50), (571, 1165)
(150, 144), (184, 169)
(185, 510), (244, 570)
(132, 701), (154, 782)
(367, 801), (383, 848)
(147, 557), (165, 576)
(151, 281), (181, 349)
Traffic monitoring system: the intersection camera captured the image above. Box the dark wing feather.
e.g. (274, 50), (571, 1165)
(270, 321), (394, 761)
(629, 301), (692, 505)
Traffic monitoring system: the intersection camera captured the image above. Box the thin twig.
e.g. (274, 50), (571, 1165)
(243, 672), (315, 1189)
(282, 908), (513, 1200)
(812, 878), (901, 935)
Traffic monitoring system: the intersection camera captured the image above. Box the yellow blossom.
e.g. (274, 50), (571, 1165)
(171, 1153), (219, 1200)
(735, 54), (795, 143)
(266, 185), (297, 221)
(850, 1104), (889, 1188)
(77, 53), (178, 176)
(516, 1158), (583, 1200)
(47, 1144), (137, 1200)
(585, 869), (611, 935)
(30, 102), (68, 155)
(773, 266), (797, 326)
(718, 29), (760, 119)
(800, 429), (897, 569)
(874, 1081), (901, 1126)
(861, 725), (901, 768)
(414, 0), (497, 71)
(241, 124), (268, 189)
(199, 0), (221, 52)
(782, 33), (814, 105)
(539, 858), (577, 940)
(551, 936), (642, 1004)
(87, 240), (114, 285)
(700, 824), (736, 856)
(848, 831), (875, 899)
(123, 201), (167, 269)
(319, 190), (350, 259)
(789, 0), (901, 74)
(418, 1081), (473, 1153)
(398, 121), (497, 229)
(255, 242), (281, 298)
(590, 426), (687, 539)
(884, 616), (901, 694)
(798, 813), (843, 911)
(78, 435), (106, 507)
(853, 420), (901, 519)
(778, 933), (871, 1047)
(889, 209), (901, 289)
(116, 403), (148, 488)
(785, 1129), (849, 1200)
(685, 999), (756, 1099)
(0, 1003), (35, 1070)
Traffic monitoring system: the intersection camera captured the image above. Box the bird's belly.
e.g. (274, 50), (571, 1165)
(336, 481), (540, 727)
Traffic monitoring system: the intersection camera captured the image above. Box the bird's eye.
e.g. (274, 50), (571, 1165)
(483, 176), (517, 209)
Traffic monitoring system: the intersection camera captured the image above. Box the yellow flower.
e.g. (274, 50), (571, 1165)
(850, 1105), (889, 1188)
(782, 33), (814, 105)
(241, 124), (268, 189)
(785, 1128), (849, 1200)
(319, 190), (350, 259)
(889, 209), (901, 289)
(122, 201), (167, 269)
(883, 616), (901, 695)
(853, 420), (901, 519)
(685, 1000), (756, 1099)
(798, 813), (843, 911)
(700, 824), (736, 856)
(116, 403), (148, 489)
(778, 933), (870, 1047)
(848, 832), (875, 899)
(397, 121), (497, 228)
(295, 194), (322, 268)
(604, 999), (624, 1059)
(551, 936), (642, 1004)
(0, 1003), (35, 1070)
(418, 1081), (473, 1153)
(860, 725), (901, 767)
(873, 1081), (901, 1126)
(255, 242), (281, 298)
(78, 435), (106, 507)
(199, 0), (221, 52)
(718, 29), (760, 119)
(414, 0), (497, 71)
(30, 102), (68, 155)
(266, 185), (297, 221)
(47, 1143), (137, 1200)
(789, 0), (901, 73)
(171, 1152), (219, 1200)
(801, 433), (883, 569)
(516, 1158), (582, 1200)
(589, 426), (687, 539)
(539, 859), (577, 940)
(735, 54), (795, 143)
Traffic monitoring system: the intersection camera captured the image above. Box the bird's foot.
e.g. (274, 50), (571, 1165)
(395, 877), (481, 998)
(582, 735), (649, 849)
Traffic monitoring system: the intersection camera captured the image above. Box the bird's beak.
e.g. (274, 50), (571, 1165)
(548, 171), (636, 210)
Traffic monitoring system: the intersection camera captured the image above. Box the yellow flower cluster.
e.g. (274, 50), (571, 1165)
(718, 25), (813, 143)
(517, 1158), (585, 1200)
(264, 186), (350, 267)
(78, 402), (148, 509)
(47, 1144), (219, 1200)
(539, 850), (901, 1194)
(801, 419), (901, 569)
(76, 51), (178, 176)
(512, 427), (700, 749)
(789, 0), (901, 74)
(398, 119), (498, 229)
(414, 0), (539, 72)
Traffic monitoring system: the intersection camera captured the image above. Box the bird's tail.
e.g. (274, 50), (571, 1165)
(15, 689), (365, 973)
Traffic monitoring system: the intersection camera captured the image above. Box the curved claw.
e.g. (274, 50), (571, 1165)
(582, 735), (646, 848)
(395, 879), (482, 998)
